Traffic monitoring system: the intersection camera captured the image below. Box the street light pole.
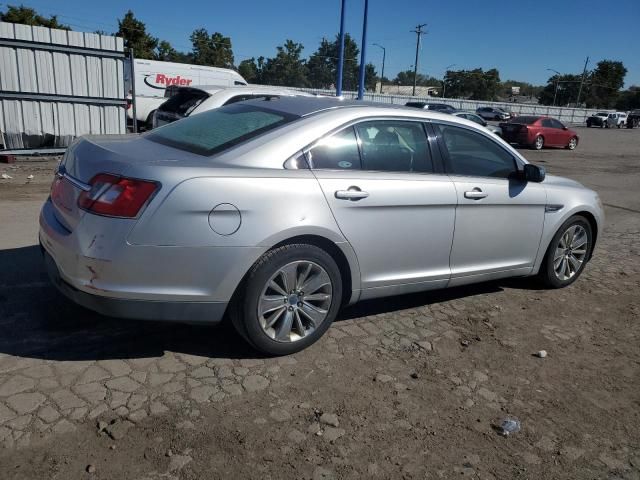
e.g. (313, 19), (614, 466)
(442, 63), (456, 98)
(357, 0), (369, 100)
(547, 68), (561, 106)
(373, 43), (386, 93)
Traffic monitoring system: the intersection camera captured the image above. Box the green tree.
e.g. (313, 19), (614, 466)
(538, 74), (582, 106)
(0, 5), (69, 29)
(156, 40), (191, 63)
(615, 86), (640, 110)
(307, 33), (359, 90)
(190, 29), (234, 68)
(117, 10), (158, 59)
(393, 70), (440, 87)
(364, 63), (378, 91)
(260, 40), (308, 87)
(586, 60), (627, 108)
(443, 68), (501, 100)
(238, 57), (263, 83)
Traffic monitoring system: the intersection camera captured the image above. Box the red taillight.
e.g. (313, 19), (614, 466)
(78, 173), (158, 218)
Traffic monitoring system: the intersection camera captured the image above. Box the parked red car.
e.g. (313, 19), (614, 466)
(499, 116), (579, 150)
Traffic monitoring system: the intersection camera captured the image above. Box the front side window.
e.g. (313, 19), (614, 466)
(435, 124), (517, 179)
(307, 127), (361, 170)
(354, 121), (433, 173)
(550, 119), (565, 129)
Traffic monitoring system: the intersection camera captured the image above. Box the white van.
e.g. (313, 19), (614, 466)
(124, 59), (247, 129)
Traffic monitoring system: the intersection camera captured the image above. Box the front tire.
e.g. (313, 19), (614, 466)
(533, 135), (544, 150)
(230, 244), (343, 356)
(566, 137), (578, 150)
(538, 215), (593, 288)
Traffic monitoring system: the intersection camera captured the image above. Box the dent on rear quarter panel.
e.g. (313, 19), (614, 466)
(127, 172), (344, 248)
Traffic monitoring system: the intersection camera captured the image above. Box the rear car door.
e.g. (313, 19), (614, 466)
(540, 118), (560, 145)
(433, 122), (546, 285)
(308, 119), (457, 297)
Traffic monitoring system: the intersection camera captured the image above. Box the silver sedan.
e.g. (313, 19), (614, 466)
(40, 97), (604, 355)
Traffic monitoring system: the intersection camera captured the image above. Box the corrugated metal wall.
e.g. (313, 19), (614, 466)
(0, 22), (126, 151)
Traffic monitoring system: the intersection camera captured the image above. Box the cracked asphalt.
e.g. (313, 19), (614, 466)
(0, 127), (639, 479)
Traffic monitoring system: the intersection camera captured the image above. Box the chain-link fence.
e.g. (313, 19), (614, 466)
(293, 88), (602, 126)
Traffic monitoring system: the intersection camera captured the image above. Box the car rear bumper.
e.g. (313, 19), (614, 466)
(43, 249), (228, 323)
(38, 198), (261, 324)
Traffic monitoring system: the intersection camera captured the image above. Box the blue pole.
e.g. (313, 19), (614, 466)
(336, 0), (346, 97)
(357, 0), (369, 100)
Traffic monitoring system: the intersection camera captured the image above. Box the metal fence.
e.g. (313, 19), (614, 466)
(0, 22), (126, 153)
(295, 88), (601, 125)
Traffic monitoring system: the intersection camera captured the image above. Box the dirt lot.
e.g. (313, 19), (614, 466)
(0, 127), (639, 479)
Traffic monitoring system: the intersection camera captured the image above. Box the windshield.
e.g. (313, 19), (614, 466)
(509, 116), (539, 125)
(146, 103), (298, 156)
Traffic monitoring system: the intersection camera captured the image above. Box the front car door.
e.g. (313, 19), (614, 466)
(432, 122), (546, 286)
(307, 119), (458, 299)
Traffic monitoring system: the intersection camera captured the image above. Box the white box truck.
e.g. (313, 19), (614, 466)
(124, 58), (247, 129)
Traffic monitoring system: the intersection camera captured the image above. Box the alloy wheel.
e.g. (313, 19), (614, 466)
(553, 225), (588, 281)
(535, 136), (544, 149)
(257, 261), (332, 342)
(568, 137), (577, 150)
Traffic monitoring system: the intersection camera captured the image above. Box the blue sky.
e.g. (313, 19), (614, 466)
(16, 0), (640, 86)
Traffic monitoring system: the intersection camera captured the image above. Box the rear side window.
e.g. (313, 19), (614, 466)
(158, 89), (209, 116)
(146, 103), (297, 156)
(541, 119), (553, 128)
(435, 124), (517, 179)
(307, 127), (361, 170)
(510, 116), (539, 125)
(354, 121), (433, 173)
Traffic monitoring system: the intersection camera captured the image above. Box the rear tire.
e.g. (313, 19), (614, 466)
(538, 215), (593, 289)
(230, 244), (342, 356)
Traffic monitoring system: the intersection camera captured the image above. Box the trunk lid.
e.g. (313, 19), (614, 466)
(52, 134), (188, 231)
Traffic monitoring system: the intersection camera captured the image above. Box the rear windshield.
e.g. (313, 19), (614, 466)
(146, 103), (298, 156)
(158, 89), (209, 116)
(509, 116), (539, 124)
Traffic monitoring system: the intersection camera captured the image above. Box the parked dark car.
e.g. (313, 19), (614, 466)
(405, 102), (457, 113)
(586, 112), (610, 128)
(499, 116), (579, 150)
(476, 106), (514, 120)
(626, 110), (640, 129)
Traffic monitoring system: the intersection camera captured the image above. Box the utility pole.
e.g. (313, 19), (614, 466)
(547, 68), (561, 107)
(373, 43), (386, 93)
(336, 0), (346, 96)
(576, 56), (589, 107)
(410, 23), (427, 96)
(357, 0), (369, 100)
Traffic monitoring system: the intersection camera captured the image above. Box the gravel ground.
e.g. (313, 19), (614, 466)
(0, 127), (639, 479)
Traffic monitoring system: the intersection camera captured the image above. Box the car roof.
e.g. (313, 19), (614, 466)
(238, 95), (411, 117)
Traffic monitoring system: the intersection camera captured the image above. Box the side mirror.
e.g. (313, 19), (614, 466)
(523, 163), (546, 183)
(563, 126), (568, 130)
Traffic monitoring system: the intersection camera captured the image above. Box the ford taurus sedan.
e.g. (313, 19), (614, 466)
(40, 97), (603, 355)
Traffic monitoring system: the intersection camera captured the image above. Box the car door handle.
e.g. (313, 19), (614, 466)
(335, 187), (369, 200)
(464, 188), (488, 200)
